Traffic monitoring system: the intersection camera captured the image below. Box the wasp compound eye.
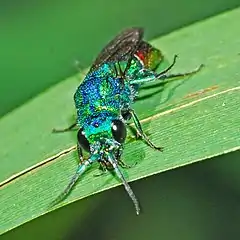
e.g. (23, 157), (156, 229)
(77, 128), (90, 152)
(111, 120), (127, 143)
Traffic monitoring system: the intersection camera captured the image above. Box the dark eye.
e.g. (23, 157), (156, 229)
(77, 128), (90, 152)
(111, 120), (126, 143)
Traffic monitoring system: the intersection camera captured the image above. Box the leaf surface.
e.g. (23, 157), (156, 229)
(0, 8), (240, 235)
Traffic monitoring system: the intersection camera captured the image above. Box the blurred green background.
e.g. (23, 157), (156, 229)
(1, 0), (240, 239)
(0, 0), (240, 117)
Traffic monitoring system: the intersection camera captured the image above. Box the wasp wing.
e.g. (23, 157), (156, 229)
(89, 27), (144, 72)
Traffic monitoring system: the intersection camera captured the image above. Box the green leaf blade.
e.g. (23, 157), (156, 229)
(1, 7), (240, 235)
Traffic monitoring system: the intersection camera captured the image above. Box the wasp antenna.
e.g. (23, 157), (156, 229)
(49, 160), (92, 208)
(108, 153), (140, 215)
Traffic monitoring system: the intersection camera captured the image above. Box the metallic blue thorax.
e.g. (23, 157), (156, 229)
(73, 55), (157, 142)
(74, 63), (135, 138)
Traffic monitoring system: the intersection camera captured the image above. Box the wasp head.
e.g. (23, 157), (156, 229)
(56, 116), (140, 215)
(77, 117), (126, 161)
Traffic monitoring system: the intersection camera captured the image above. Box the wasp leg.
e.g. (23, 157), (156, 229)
(107, 153), (140, 215)
(49, 156), (94, 207)
(93, 171), (108, 177)
(77, 143), (84, 164)
(52, 122), (77, 133)
(123, 111), (141, 143)
(74, 60), (85, 71)
(129, 109), (163, 151)
(115, 147), (137, 168)
(126, 125), (141, 143)
(156, 64), (204, 81)
(93, 162), (108, 177)
(119, 159), (137, 169)
(130, 63), (204, 85)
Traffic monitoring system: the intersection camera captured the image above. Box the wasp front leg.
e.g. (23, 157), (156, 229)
(128, 109), (163, 151)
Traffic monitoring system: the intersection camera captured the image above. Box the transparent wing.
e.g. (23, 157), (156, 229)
(89, 27), (144, 72)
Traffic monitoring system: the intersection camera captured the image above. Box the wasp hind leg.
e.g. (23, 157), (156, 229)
(157, 63), (204, 82)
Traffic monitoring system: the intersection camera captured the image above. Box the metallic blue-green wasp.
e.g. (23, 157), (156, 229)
(53, 28), (202, 214)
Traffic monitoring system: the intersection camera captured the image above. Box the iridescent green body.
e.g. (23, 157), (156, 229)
(53, 28), (202, 215)
(74, 62), (132, 141)
(74, 48), (161, 144)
